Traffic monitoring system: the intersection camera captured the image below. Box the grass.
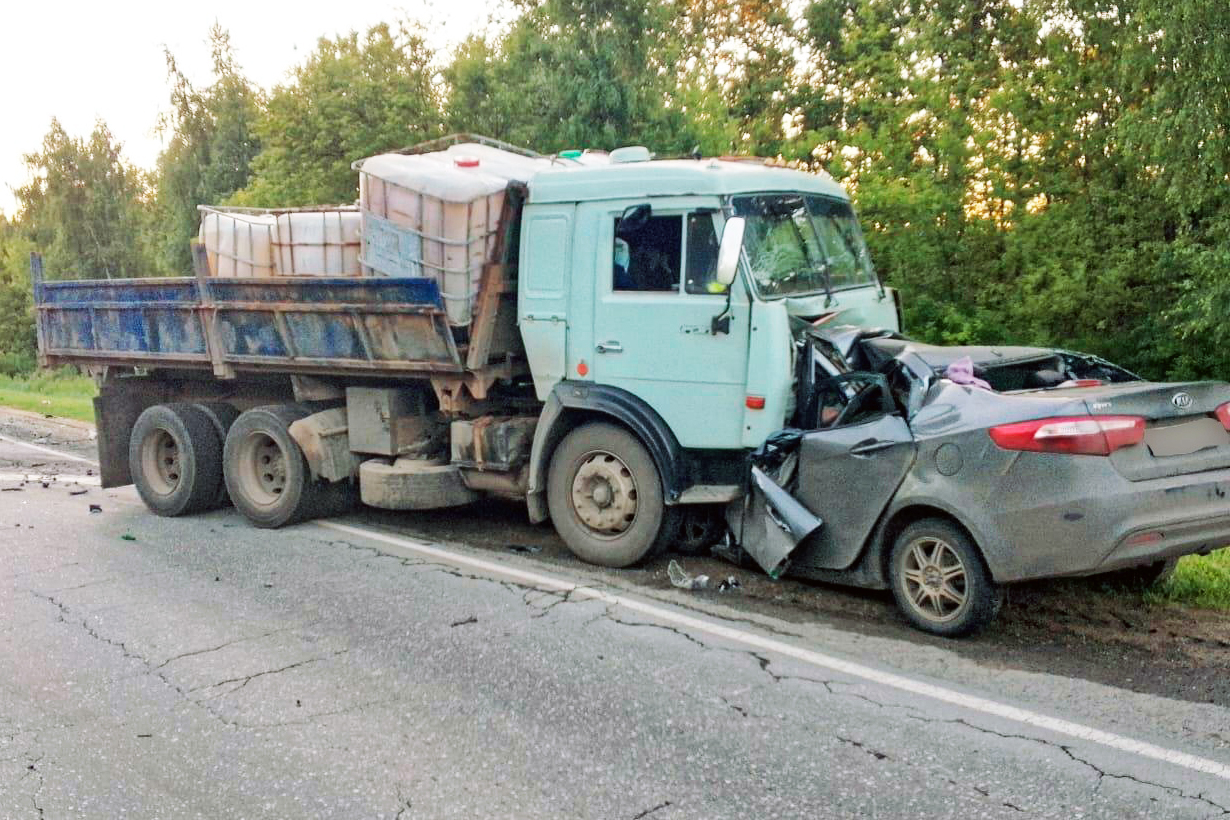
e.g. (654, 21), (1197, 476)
(1147, 550), (1230, 612)
(0, 368), (97, 423)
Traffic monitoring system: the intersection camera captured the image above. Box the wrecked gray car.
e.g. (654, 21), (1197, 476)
(727, 326), (1230, 636)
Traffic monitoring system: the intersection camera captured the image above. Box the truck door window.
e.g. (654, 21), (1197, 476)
(612, 215), (682, 292)
(684, 213), (723, 294)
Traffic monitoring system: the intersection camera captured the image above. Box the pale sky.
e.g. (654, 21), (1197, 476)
(0, 0), (509, 215)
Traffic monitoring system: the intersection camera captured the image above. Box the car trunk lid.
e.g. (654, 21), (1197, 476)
(1064, 381), (1230, 480)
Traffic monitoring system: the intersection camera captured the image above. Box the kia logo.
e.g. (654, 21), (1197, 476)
(1172, 392), (1193, 409)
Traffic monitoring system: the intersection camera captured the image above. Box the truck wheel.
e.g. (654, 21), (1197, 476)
(547, 422), (668, 568)
(129, 403), (223, 517)
(223, 405), (320, 528)
(192, 402), (239, 509)
(888, 518), (1002, 637)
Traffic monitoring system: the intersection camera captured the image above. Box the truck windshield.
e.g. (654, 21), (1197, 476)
(730, 193), (877, 298)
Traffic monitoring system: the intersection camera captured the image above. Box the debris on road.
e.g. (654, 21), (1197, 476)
(121, 534), (136, 541)
(507, 543), (542, 554)
(718, 576), (742, 593)
(89, 504), (102, 513)
(1, 487), (21, 492)
(69, 487), (88, 496)
(668, 559), (710, 591)
(451, 615), (478, 627)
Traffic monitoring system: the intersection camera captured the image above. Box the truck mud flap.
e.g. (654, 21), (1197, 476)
(727, 466), (823, 579)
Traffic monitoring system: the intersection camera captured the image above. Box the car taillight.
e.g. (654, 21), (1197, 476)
(1216, 402), (1230, 431)
(988, 415), (1145, 456)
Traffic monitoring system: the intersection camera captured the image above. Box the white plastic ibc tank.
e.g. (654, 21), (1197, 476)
(356, 144), (552, 325)
(273, 209), (362, 276)
(198, 208), (277, 278)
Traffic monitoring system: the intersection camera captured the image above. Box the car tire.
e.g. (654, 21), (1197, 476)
(223, 404), (321, 529)
(669, 505), (727, 556)
(547, 422), (668, 568)
(129, 403), (223, 517)
(889, 518), (1002, 637)
(192, 402), (240, 508)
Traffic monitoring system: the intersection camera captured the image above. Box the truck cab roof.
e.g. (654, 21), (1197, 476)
(526, 158), (851, 205)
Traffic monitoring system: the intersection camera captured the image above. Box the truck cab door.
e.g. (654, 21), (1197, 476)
(790, 377), (915, 571)
(583, 203), (751, 450)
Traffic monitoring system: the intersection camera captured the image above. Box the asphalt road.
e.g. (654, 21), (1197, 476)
(2, 410), (1230, 818)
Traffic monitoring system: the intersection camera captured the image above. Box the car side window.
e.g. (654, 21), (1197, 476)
(612, 215), (682, 292)
(684, 213), (724, 294)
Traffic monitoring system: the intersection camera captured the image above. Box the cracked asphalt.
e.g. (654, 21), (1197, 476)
(3, 409), (1230, 818)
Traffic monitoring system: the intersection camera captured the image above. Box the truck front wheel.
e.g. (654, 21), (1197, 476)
(223, 405), (320, 528)
(129, 403), (223, 517)
(547, 422), (668, 568)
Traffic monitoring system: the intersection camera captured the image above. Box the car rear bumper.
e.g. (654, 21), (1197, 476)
(977, 465), (1230, 582)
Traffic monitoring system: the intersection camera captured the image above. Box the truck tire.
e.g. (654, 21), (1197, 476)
(223, 404), (322, 528)
(547, 422), (669, 568)
(129, 403), (223, 517)
(888, 518), (1002, 637)
(192, 402), (240, 509)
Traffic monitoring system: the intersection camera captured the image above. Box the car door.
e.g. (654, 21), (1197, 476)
(791, 388), (915, 571)
(585, 203), (751, 449)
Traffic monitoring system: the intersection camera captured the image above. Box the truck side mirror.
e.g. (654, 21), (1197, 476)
(715, 217), (745, 287)
(616, 204), (652, 237)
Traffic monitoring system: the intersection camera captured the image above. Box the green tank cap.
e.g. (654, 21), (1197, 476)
(559, 149), (583, 159)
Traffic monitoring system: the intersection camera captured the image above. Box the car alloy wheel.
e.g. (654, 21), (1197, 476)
(900, 535), (968, 623)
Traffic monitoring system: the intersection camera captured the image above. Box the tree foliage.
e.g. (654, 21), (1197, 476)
(235, 23), (441, 206)
(152, 26), (263, 274)
(444, 0), (704, 153)
(16, 119), (151, 281)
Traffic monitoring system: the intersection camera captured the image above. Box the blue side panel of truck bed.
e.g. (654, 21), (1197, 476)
(35, 275), (464, 376)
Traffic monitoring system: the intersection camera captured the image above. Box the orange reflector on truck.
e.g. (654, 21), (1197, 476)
(746, 396), (766, 410)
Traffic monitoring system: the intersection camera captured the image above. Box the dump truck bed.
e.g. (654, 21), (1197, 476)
(33, 272), (476, 379)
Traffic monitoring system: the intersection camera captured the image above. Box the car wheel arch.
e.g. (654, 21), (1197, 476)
(875, 503), (999, 584)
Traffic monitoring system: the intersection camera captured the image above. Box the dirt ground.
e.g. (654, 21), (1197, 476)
(358, 499), (1230, 710)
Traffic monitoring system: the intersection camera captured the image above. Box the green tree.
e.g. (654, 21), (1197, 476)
(236, 23), (442, 206)
(443, 0), (698, 153)
(17, 119), (151, 280)
(0, 215), (37, 372)
(152, 26), (263, 275)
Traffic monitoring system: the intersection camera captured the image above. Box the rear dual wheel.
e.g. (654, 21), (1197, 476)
(223, 404), (356, 529)
(130, 403), (225, 517)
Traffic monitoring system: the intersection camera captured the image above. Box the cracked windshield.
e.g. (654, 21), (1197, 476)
(732, 193), (877, 298)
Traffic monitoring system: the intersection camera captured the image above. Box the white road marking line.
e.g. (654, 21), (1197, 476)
(318, 518), (1230, 782)
(0, 433), (98, 465)
(0, 473), (100, 486)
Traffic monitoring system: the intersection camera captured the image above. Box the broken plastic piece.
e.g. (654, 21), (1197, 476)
(668, 559), (710, 590)
(89, 504), (102, 513)
(120, 534), (136, 541)
(718, 576), (741, 592)
(507, 544), (543, 554)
